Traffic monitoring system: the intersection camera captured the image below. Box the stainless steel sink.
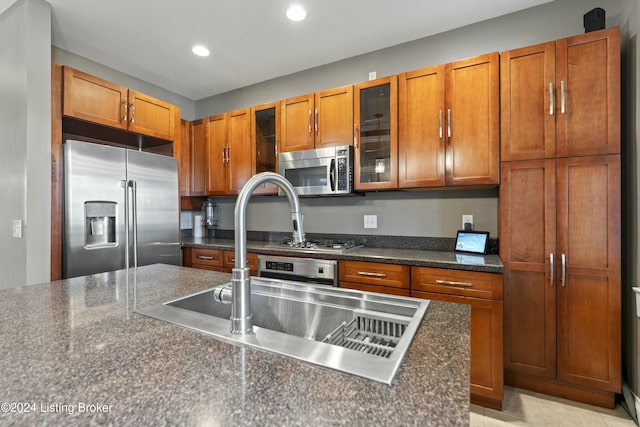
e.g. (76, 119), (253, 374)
(135, 277), (429, 384)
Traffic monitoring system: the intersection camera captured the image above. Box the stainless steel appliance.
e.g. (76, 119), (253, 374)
(63, 139), (180, 279)
(258, 255), (338, 286)
(278, 145), (354, 196)
(267, 237), (363, 254)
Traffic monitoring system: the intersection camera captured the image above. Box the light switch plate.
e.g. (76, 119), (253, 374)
(364, 215), (377, 229)
(12, 219), (22, 238)
(368, 71), (377, 81)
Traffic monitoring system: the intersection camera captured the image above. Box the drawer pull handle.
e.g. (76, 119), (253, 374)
(197, 255), (214, 260)
(436, 279), (472, 287)
(358, 271), (386, 278)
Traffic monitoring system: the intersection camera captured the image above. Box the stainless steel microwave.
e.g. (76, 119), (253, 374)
(278, 145), (354, 196)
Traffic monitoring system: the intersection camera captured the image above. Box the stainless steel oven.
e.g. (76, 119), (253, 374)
(277, 145), (353, 196)
(258, 255), (338, 286)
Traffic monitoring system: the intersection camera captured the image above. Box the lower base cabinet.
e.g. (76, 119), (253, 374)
(339, 260), (410, 296)
(411, 267), (504, 410)
(183, 247), (258, 275)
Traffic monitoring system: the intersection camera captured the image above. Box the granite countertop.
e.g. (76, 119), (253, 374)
(183, 237), (504, 274)
(0, 264), (470, 426)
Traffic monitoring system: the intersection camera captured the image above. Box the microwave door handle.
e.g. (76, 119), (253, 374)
(330, 158), (336, 192)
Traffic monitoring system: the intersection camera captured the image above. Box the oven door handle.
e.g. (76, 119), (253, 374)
(329, 158), (336, 192)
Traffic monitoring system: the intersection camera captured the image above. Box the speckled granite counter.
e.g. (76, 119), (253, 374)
(183, 237), (503, 274)
(0, 264), (470, 426)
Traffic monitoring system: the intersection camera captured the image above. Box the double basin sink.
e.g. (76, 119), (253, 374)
(136, 277), (429, 384)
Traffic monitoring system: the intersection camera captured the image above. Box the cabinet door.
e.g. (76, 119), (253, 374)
(191, 119), (208, 196)
(206, 114), (227, 195)
(556, 28), (620, 157)
(280, 94), (315, 152)
(127, 89), (176, 141)
(178, 119), (191, 196)
(500, 42), (556, 161)
(398, 65), (445, 188)
(354, 77), (398, 190)
(445, 53), (499, 186)
(62, 67), (128, 131)
(500, 160), (557, 378)
(315, 85), (354, 149)
(412, 290), (503, 406)
(556, 155), (621, 392)
(251, 102), (279, 195)
(227, 108), (252, 194)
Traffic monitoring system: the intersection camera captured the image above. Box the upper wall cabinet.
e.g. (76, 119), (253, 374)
(444, 52), (500, 186)
(280, 85), (353, 152)
(399, 65), (446, 188)
(501, 28), (620, 161)
(63, 67), (177, 141)
(251, 102), (280, 195)
(398, 53), (499, 188)
(206, 109), (253, 196)
(354, 76), (398, 190)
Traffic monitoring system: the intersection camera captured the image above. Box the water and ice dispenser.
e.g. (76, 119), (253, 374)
(84, 201), (117, 247)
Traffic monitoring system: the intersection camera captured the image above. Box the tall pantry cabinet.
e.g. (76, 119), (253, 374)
(499, 27), (620, 408)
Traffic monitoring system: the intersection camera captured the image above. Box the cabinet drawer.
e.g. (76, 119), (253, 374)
(339, 261), (410, 289)
(191, 248), (224, 267)
(340, 281), (410, 297)
(411, 267), (502, 300)
(223, 251), (258, 273)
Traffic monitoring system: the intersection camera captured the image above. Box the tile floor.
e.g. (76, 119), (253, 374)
(470, 386), (638, 426)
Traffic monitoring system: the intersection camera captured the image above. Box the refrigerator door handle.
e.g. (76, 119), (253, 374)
(122, 180), (130, 270)
(130, 180), (138, 268)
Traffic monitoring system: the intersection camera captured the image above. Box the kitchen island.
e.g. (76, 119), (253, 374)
(0, 264), (470, 426)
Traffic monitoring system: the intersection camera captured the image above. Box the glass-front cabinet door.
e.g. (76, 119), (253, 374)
(354, 76), (398, 190)
(251, 102), (280, 194)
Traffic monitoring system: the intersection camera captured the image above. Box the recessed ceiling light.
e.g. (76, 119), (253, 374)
(192, 45), (210, 57)
(286, 5), (306, 22)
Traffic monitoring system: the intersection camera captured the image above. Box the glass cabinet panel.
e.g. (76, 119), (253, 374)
(355, 77), (398, 190)
(251, 103), (280, 194)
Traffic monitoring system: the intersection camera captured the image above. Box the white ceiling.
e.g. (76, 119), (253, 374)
(3, 0), (553, 101)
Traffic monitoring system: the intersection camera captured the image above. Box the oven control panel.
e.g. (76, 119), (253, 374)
(264, 261), (294, 272)
(258, 255), (338, 286)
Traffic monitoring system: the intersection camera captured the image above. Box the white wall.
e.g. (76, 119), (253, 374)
(620, 0), (640, 416)
(0, 0), (51, 288)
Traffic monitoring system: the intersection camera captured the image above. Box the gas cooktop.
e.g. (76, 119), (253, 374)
(267, 238), (364, 254)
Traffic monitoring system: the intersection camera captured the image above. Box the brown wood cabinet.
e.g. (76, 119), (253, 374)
(190, 119), (208, 196)
(354, 76), (398, 191)
(206, 109), (252, 195)
(444, 52), (500, 186)
(501, 28), (620, 161)
(398, 65), (445, 188)
(184, 247), (258, 275)
(397, 53), (498, 189)
(500, 27), (621, 409)
(339, 261), (410, 296)
(250, 102), (280, 195)
(179, 119), (191, 197)
(280, 85), (353, 152)
(63, 67), (176, 141)
(500, 156), (621, 407)
(411, 267), (503, 409)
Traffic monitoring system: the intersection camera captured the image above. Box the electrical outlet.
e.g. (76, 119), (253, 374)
(462, 215), (473, 230)
(368, 71), (377, 81)
(364, 215), (377, 229)
(12, 220), (22, 238)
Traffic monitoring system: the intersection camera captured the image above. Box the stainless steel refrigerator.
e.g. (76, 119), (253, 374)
(63, 139), (180, 279)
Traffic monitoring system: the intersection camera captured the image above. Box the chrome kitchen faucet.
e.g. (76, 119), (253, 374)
(214, 172), (305, 334)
